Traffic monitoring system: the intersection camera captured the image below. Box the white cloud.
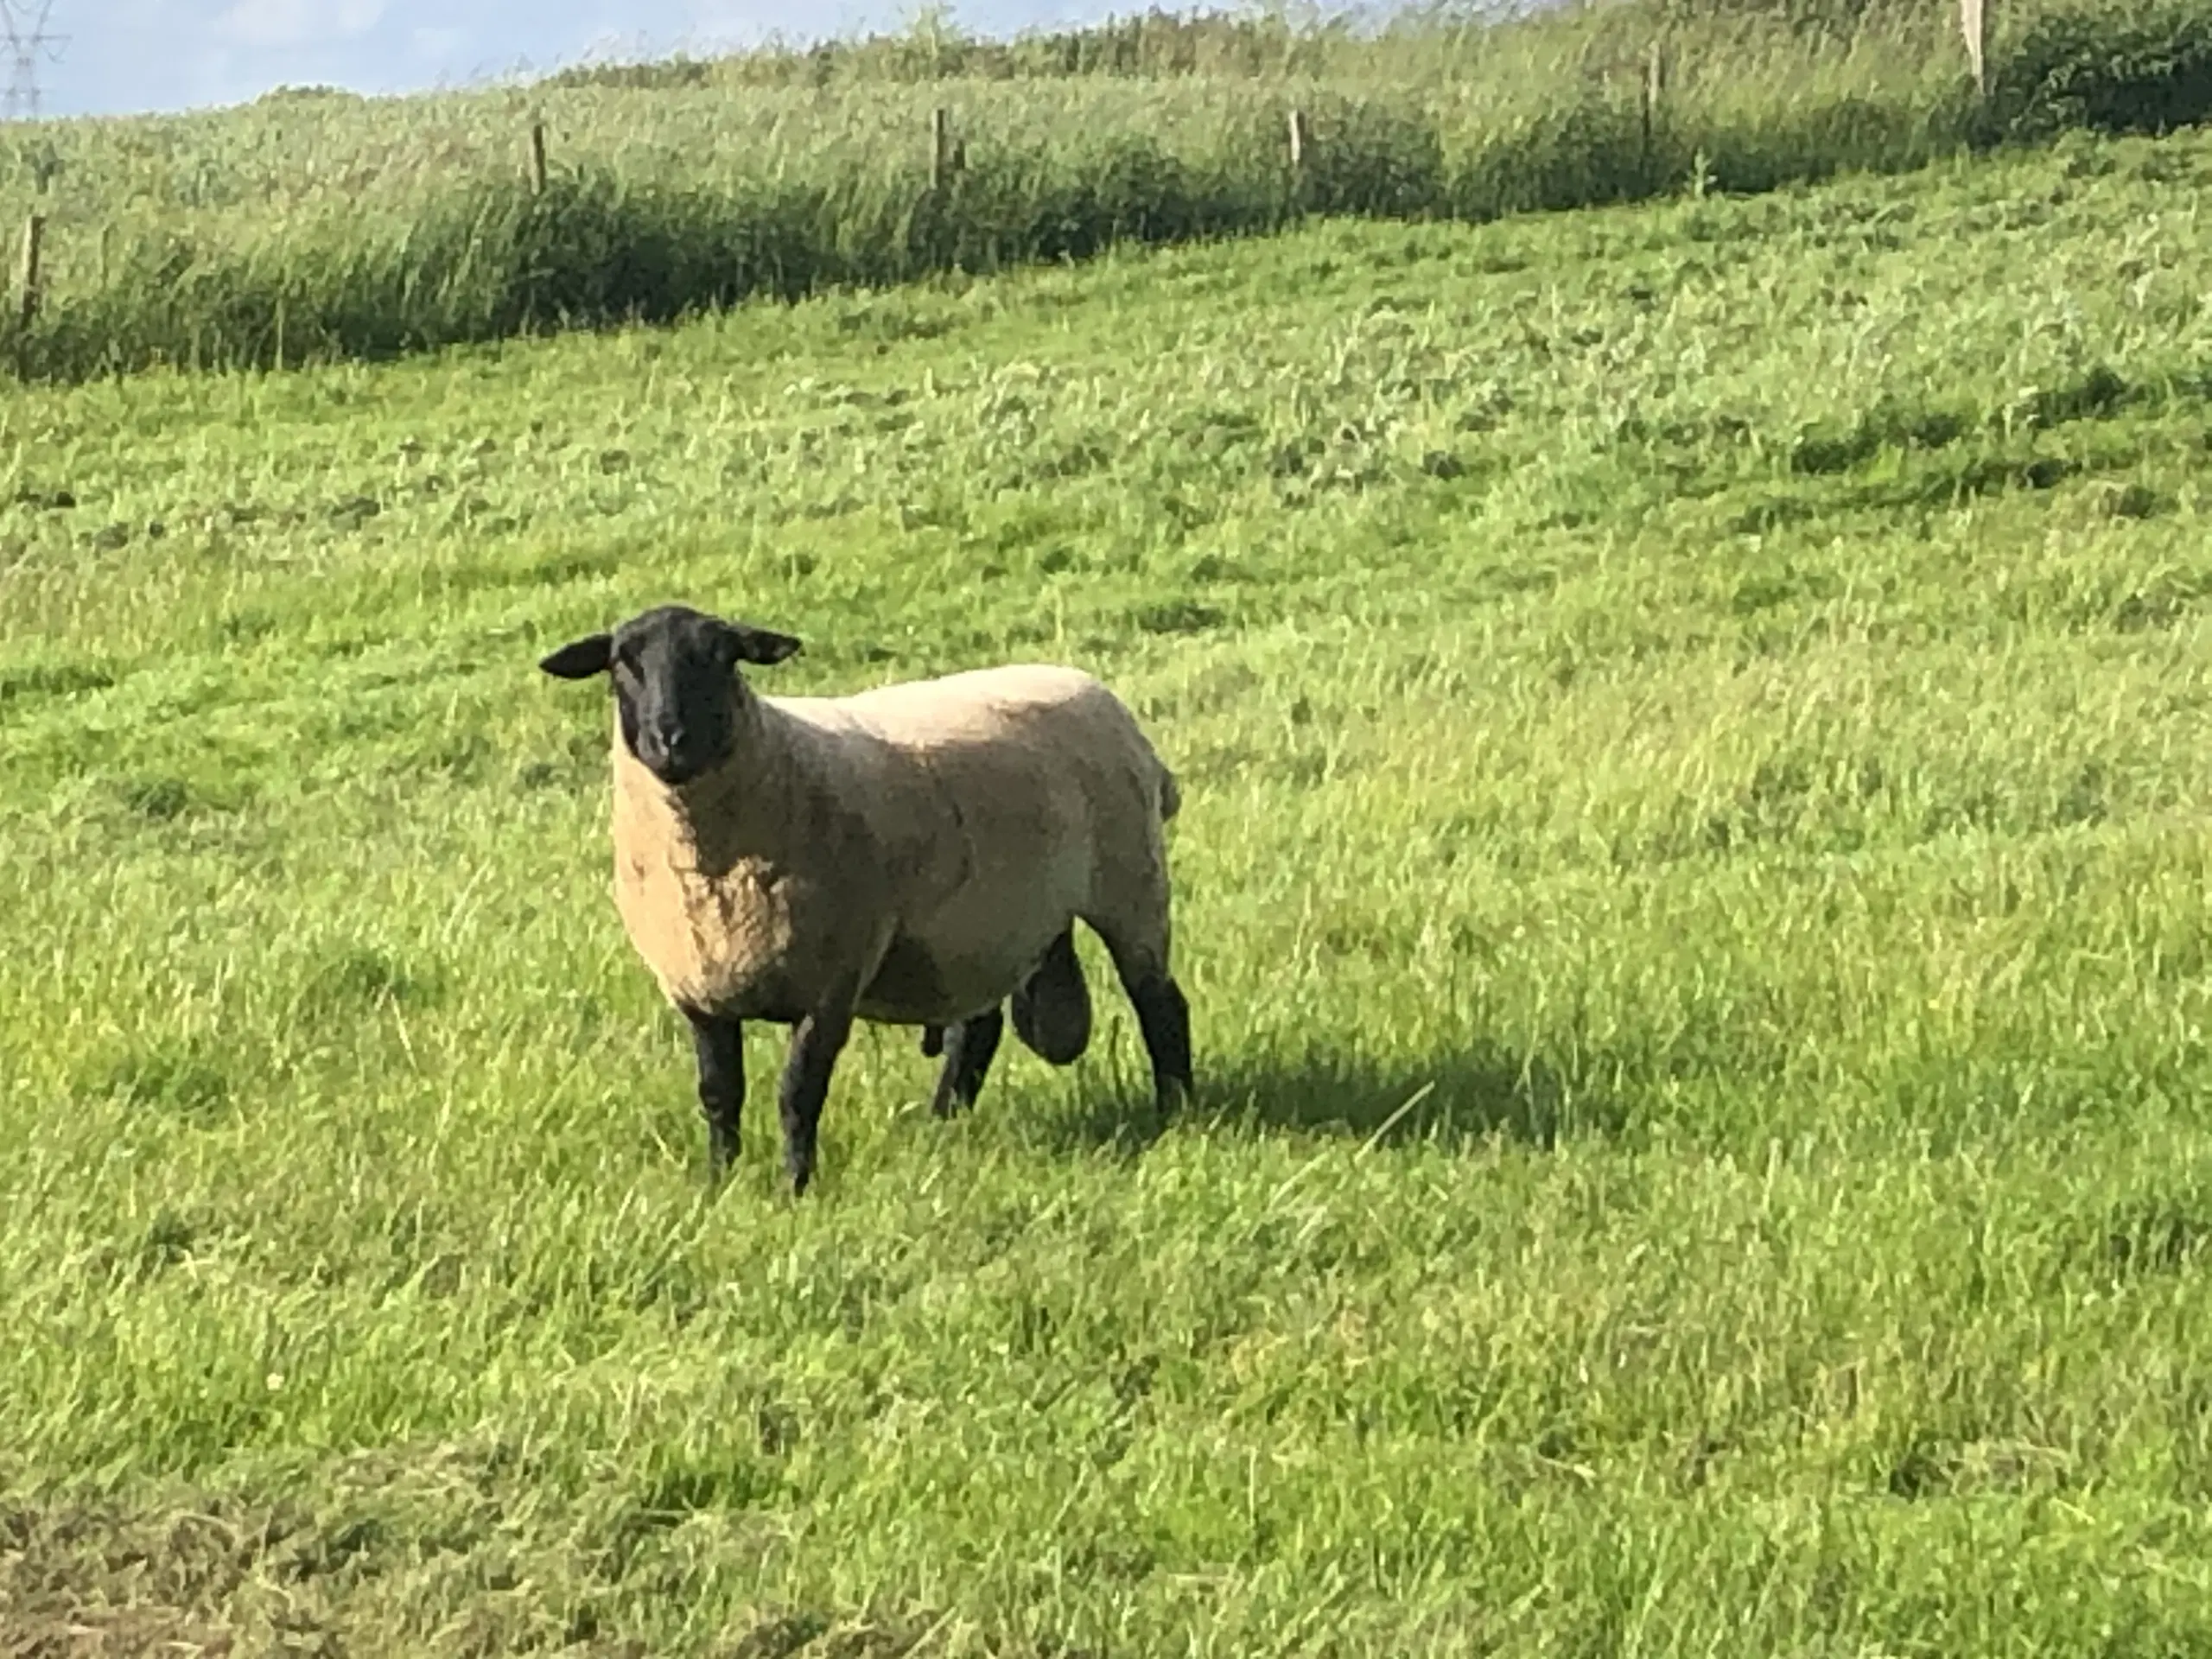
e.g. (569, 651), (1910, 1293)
(215, 0), (386, 49)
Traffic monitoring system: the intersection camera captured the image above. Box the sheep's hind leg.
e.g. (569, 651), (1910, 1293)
(1095, 933), (1193, 1117)
(777, 1002), (854, 1196)
(1126, 974), (1193, 1116)
(682, 1006), (745, 1179)
(927, 1007), (1004, 1118)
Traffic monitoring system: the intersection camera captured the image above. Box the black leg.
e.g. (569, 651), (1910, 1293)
(683, 1006), (745, 1179)
(927, 1007), (1004, 1118)
(1124, 974), (1193, 1116)
(777, 1006), (853, 1196)
(920, 1025), (945, 1058)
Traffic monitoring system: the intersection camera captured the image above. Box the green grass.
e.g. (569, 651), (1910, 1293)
(5, 120), (2212, 1653)
(4, 0), (2212, 380)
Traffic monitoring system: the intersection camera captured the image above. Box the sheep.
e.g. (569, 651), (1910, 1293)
(537, 602), (1193, 1194)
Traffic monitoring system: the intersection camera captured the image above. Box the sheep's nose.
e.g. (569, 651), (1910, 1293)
(647, 721), (701, 777)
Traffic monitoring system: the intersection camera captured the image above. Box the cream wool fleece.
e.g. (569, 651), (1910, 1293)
(607, 663), (1177, 1027)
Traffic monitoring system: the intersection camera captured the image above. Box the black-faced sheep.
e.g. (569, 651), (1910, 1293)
(538, 603), (1193, 1193)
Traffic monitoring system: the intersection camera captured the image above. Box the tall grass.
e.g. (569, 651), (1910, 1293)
(1, 0), (2209, 380)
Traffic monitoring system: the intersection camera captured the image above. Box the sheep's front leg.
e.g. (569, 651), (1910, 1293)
(683, 1006), (745, 1179)
(778, 1002), (855, 1196)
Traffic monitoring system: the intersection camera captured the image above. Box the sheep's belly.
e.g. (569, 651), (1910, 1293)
(857, 928), (1039, 1027)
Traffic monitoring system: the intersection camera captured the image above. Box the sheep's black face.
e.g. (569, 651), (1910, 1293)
(539, 604), (803, 787)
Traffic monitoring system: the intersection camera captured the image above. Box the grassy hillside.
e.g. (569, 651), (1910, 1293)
(4, 118), (2212, 1652)
(1, 0), (2209, 379)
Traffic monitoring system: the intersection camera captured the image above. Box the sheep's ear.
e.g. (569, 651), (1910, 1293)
(720, 623), (803, 667)
(538, 633), (613, 679)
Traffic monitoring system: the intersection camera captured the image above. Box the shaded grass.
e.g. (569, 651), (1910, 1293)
(4, 123), (2212, 1650)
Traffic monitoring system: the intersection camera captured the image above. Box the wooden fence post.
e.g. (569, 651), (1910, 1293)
(1960, 0), (1986, 97)
(16, 213), (43, 329)
(931, 107), (954, 193)
(528, 118), (549, 194)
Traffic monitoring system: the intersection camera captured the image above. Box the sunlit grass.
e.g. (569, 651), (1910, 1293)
(3, 122), (2212, 1652)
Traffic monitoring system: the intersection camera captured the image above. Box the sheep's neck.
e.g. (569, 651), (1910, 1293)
(613, 701), (798, 879)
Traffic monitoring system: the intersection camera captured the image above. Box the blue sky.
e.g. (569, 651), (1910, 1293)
(35, 0), (1133, 118)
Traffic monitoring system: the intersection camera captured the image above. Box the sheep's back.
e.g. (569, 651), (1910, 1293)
(772, 664), (1166, 854)
(769, 665), (1173, 1018)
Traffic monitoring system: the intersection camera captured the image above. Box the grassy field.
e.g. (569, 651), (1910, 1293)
(4, 116), (2212, 1654)
(3, 0), (2209, 380)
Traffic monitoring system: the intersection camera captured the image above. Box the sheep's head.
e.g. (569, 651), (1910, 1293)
(539, 604), (802, 786)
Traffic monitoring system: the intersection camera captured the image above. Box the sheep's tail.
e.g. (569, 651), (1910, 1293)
(1157, 760), (1181, 823)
